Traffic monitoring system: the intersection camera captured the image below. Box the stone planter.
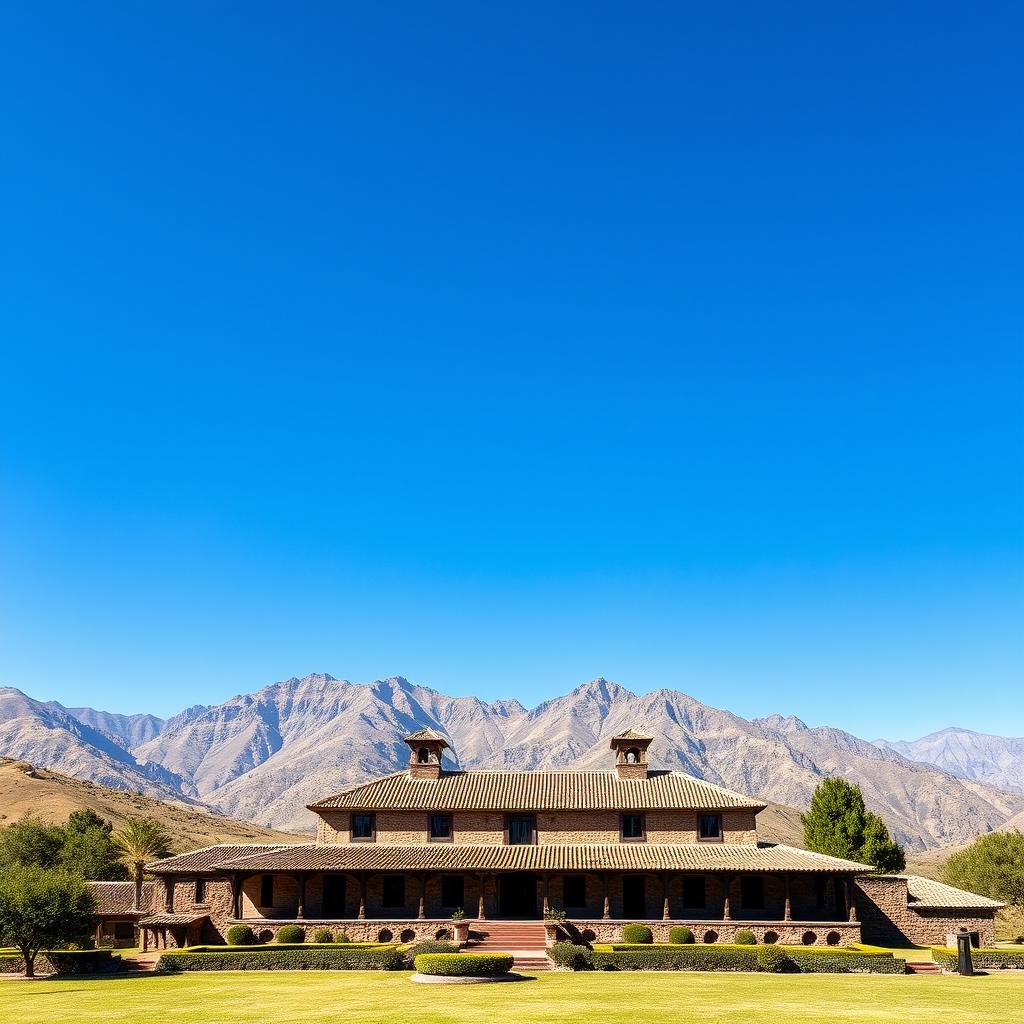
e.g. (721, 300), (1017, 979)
(453, 921), (470, 944)
(543, 922), (562, 945)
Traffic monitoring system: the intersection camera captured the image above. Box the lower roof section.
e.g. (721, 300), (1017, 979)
(212, 842), (870, 874)
(139, 912), (209, 927)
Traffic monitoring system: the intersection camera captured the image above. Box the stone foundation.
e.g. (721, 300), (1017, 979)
(227, 918), (462, 944)
(553, 919), (862, 946)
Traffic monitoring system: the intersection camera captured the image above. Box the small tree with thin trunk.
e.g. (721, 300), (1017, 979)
(112, 817), (172, 910)
(0, 865), (95, 977)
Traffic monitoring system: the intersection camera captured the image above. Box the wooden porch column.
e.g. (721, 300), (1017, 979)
(721, 875), (733, 921)
(601, 873), (610, 920)
(476, 874), (487, 920)
(660, 874), (671, 920)
(783, 874), (792, 921)
(846, 878), (858, 922)
(95, 921), (102, 947)
(357, 874), (367, 920)
(418, 873), (427, 920)
(296, 873), (307, 919)
(142, 927), (148, 953)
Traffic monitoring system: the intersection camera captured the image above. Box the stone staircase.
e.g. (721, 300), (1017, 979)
(465, 921), (549, 972)
(905, 960), (941, 975)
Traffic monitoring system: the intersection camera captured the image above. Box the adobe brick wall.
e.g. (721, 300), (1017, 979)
(557, 919), (862, 946)
(854, 877), (996, 947)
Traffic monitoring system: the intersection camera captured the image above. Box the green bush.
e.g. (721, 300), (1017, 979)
(784, 948), (904, 974)
(400, 941), (460, 968)
(668, 926), (694, 944)
(335, 932), (351, 943)
(311, 928), (334, 944)
(755, 946), (788, 973)
(157, 946), (405, 972)
(547, 941), (592, 969)
(621, 924), (653, 944)
(735, 929), (757, 945)
(226, 925), (255, 946)
(932, 947), (1024, 971)
(592, 946), (758, 971)
(0, 949), (116, 976)
(276, 925), (305, 944)
(414, 952), (515, 977)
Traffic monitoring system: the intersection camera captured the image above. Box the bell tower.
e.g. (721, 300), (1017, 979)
(404, 728), (451, 780)
(609, 729), (654, 780)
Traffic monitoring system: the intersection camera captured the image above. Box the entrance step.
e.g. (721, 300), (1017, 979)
(905, 962), (941, 975)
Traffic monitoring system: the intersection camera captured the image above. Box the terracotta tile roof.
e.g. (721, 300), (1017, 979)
(213, 842), (869, 874)
(309, 770), (765, 813)
(611, 729), (653, 742)
(87, 881), (153, 916)
(139, 912), (210, 927)
(146, 844), (289, 874)
(404, 728), (449, 743)
(898, 875), (1006, 910)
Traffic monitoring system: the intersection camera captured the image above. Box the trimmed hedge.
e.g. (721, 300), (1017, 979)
(157, 946), (405, 972)
(0, 949), (117, 976)
(549, 942), (904, 974)
(311, 928), (334, 944)
(414, 952), (515, 977)
(735, 929), (757, 945)
(226, 925), (255, 946)
(932, 947), (1024, 971)
(621, 924), (653, 944)
(668, 926), (694, 944)
(401, 941), (460, 969)
(276, 925), (305, 943)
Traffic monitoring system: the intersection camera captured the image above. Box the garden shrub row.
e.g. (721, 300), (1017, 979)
(225, 925), (354, 946)
(0, 949), (117, 975)
(932, 947), (1024, 971)
(547, 941), (903, 974)
(157, 946), (406, 972)
(414, 952), (514, 977)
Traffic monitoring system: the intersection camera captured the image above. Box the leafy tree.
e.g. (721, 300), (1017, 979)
(0, 815), (65, 870)
(942, 831), (1024, 907)
(802, 777), (905, 872)
(112, 817), (172, 909)
(0, 865), (95, 976)
(60, 810), (128, 881)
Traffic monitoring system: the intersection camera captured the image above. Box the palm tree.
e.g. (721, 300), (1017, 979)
(112, 817), (172, 910)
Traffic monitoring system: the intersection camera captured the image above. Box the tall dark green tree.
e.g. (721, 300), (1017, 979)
(60, 810), (128, 881)
(0, 865), (95, 977)
(942, 832), (1024, 906)
(0, 815), (65, 870)
(802, 777), (905, 873)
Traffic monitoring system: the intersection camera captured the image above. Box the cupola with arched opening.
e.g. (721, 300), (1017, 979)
(610, 729), (654, 779)
(403, 728), (451, 780)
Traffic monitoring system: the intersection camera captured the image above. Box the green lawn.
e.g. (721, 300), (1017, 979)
(2, 971), (1023, 1024)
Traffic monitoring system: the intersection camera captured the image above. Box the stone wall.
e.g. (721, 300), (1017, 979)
(555, 919), (863, 946)
(854, 877), (997, 947)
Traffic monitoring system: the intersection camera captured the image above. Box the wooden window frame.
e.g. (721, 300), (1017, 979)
(428, 813), (454, 843)
(620, 812), (647, 842)
(504, 813), (537, 846)
(697, 812), (723, 842)
(350, 812), (376, 842)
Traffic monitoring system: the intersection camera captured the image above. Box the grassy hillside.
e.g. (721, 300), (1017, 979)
(0, 758), (306, 852)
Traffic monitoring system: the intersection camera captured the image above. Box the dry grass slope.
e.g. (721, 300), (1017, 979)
(0, 759), (305, 852)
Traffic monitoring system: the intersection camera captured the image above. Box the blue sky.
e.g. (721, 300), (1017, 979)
(1, 3), (1021, 737)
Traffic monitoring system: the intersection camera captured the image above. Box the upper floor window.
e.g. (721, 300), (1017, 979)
(194, 878), (206, 904)
(429, 814), (453, 841)
(260, 874), (274, 907)
(698, 813), (722, 841)
(351, 813), (375, 841)
(508, 814), (535, 845)
(621, 813), (645, 841)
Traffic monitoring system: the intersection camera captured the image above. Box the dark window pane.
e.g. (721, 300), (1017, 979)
(382, 876), (406, 908)
(260, 875), (274, 907)
(441, 875), (464, 909)
(699, 814), (722, 839)
(352, 814), (374, 839)
(741, 877), (765, 910)
(430, 814), (452, 839)
(682, 876), (706, 908)
(563, 875), (586, 909)
(323, 875), (346, 917)
(195, 878), (206, 903)
(508, 815), (534, 845)
(621, 814), (644, 839)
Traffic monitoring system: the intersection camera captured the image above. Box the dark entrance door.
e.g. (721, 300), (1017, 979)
(499, 873), (538, 918)
(622, 876), (646, 918)
(323, 874), (346, 917)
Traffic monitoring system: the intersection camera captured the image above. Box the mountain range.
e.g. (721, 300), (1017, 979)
(2, 675), (1022, 852)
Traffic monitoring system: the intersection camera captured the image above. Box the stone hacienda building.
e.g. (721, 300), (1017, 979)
(134, 729), (1003, 951)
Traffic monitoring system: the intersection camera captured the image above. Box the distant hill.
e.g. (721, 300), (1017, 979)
(0, 758), (305, 852)
(875, 728), (1024, 795)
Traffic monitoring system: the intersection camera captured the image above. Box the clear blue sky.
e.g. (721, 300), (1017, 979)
(1, 3), (1021, 737)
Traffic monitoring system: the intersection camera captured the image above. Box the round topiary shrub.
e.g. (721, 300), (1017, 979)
(621, 924), (653, 944)
(668, 926), (694, 944)
(276, 925), (305, 944)
(400, 929), (416, 943)
(735, 929), (757, 945)
(755, 946), (788, 973)
(414, 952), (515, 977)
(311, 928), (334, 944)
(335, 932), (351, 943)
(763, 931), (779, 945)
(226, 924), (255, 946)
(434, 927), (453, 941)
